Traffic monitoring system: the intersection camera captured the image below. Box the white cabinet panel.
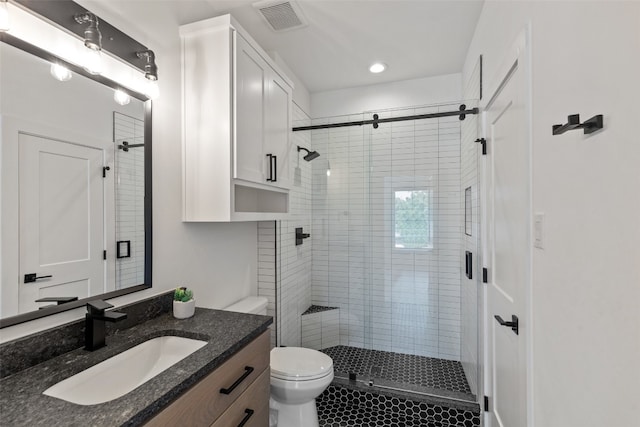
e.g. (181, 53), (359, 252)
(235, 34), (266, 184)
(264, 71), (293, 189)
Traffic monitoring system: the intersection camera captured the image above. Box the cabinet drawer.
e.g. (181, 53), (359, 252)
(145, 331), (270, 427)
(210, 368), (269, 427)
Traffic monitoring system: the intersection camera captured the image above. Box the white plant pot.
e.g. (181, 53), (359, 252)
(173, 299), (195, 319)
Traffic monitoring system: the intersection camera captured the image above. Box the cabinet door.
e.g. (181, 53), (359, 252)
(264, 70), (293, 189)
(234, 34), (267, 184)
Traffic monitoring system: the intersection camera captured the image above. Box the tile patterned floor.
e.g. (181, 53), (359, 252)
(317, 385), (481, 427)
(321, 345), (472, 396)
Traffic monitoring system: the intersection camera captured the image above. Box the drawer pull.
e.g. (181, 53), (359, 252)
(220, 366), (254, 395)
(237, 408), (254, 427)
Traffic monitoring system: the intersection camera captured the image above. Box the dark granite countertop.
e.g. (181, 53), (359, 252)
(0, 308), (272, 427)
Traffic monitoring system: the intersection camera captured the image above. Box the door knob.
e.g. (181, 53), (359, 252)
(494, 314), (519, 335)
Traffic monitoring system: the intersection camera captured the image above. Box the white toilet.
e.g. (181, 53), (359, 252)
(225, 297), (334, 427)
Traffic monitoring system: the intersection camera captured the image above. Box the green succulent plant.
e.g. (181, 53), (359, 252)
(174, 287), (193, 302)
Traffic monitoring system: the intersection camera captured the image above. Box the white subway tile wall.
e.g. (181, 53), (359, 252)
(460, 60), (482, 396)
(114, 112), (145, 289)
(257, 221), (277, 347)
(301, 309), (340, 350)
(311, 105), (463, 360)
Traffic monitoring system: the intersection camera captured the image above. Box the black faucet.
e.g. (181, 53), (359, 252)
(85, 300), (127, 351)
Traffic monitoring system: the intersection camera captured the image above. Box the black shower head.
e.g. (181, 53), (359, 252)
(297, 146), (320, 161)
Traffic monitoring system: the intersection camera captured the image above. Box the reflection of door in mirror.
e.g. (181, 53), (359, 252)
(114, 113), (145, 290)
(1, 41), (149, 320)
(19, 134), (106, 313)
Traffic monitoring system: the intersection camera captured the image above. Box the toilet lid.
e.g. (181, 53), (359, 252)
(270, 347), (333, 380)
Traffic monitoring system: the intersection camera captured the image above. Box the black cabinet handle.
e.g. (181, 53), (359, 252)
(495, 315), (519, 335)
(237, 409), (254, 427)
(272, 155), (277, 182)
(24, 273), (52, 283)
(266, 154), (274, 182)
(220, 366), (254, 395)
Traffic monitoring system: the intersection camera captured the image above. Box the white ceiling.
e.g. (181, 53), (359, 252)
(82, 0), (484, 93)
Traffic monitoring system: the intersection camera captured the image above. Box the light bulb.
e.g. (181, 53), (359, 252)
(0, 1), (9, 32)
(369, 62), (387, 74)
(326, 168), (331, 177)
(83, 48), (102, 75)
(114, 90), (131, 106)
(144, 79), (159, 100)
(50, 63), (72, 82)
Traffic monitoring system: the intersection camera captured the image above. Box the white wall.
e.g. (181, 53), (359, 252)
(465, 2), (640, 426)
(311, 73), (462, 118)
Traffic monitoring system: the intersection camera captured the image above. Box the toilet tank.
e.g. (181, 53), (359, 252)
(224, 296), (268, 315)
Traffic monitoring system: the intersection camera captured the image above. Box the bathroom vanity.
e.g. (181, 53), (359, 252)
(0, 301), (272, 426)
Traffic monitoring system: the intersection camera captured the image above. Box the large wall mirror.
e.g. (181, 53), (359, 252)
(0, 5), (153, 327)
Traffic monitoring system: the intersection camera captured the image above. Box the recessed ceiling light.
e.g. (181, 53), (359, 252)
(369, 62), (387, 74)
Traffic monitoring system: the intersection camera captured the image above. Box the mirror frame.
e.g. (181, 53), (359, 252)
(0, 33), (153, 328)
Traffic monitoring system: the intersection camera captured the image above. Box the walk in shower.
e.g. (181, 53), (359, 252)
(298, 101), (479, 404)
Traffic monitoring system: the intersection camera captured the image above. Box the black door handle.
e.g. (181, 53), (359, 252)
(24, 273), (52, 283)
(237, 409), (254, 427)
(220, 366), (254, 395)
(494, 315), (519, 335)
(35, 296), (78, 305)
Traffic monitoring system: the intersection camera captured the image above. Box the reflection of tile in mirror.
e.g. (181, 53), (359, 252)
(114, 113), (145, 290)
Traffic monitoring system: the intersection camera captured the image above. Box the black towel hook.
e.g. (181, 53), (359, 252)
(552, 114), (603, 135)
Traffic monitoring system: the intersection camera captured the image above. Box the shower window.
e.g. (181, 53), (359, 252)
(394, 189), (433, 250)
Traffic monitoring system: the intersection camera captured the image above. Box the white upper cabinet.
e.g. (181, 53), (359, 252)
(180, 15), (293, 222)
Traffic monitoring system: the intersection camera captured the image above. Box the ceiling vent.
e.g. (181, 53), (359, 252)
(253, 0), (308, 32)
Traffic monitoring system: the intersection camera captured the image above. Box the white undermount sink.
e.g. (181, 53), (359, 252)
(43, 336), (207, 405)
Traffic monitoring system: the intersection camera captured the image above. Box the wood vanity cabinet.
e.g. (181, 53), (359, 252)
(180, 14), (293, 222)
(145, 331), (270, 427)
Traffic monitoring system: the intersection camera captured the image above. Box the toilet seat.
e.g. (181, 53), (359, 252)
(271, 347), (333, 381)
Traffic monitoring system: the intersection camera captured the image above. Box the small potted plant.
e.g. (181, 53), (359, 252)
(173, 287), (195, 319)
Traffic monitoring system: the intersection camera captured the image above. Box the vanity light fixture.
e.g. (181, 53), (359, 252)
(136, 50), (159, 99)
(0, 0), (9, 32)
(50, 63), (72, 82)
(369, 62), (387, 74)
(113, 89), (131, 106)
(74, 12), (103, 75)
(136, 50), (158, 81)
(74, 12), (101, 50)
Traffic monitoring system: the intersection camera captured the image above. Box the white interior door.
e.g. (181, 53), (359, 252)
(483, 33), (531, 427)
(19, 133), (105, 312)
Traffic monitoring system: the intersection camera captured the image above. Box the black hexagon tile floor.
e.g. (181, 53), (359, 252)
(317, 385), (481, 427)
(321, 345), (472, 396)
